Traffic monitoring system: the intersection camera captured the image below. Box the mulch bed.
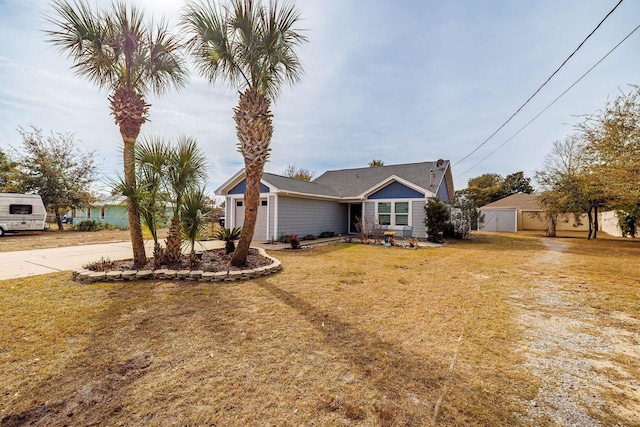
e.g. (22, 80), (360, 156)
(86, 248), (272, 273)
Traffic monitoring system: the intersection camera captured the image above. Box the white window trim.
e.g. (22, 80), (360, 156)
(374, 199), (413, 228)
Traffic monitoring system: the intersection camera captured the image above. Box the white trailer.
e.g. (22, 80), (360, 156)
(0, 193), (47, 236)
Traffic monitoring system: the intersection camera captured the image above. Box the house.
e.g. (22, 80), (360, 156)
(215, 160), (454, 242)
(64, 195), (130, 228)
(478, 193), (622, 236)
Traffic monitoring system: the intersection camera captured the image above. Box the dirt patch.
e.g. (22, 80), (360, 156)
(1, 350), (154, 426)
(515, 239), (640, 426)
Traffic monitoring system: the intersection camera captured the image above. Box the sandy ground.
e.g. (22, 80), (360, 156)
(514, 239), (640, 426)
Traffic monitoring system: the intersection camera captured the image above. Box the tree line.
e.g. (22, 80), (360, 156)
(535, 86), (640, 238)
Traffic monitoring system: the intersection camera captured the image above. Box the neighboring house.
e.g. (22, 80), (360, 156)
(65, 195), (130, 228)
(479, 193), (622, 236)
(215, 160), (454, 242)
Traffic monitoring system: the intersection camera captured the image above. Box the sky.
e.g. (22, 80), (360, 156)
(1, 0), (639, 197)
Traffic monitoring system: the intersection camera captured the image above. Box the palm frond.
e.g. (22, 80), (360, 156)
(180, 186), (209, 253)
(45, 0), (188, 96)
(45, 0), (119, 90)
(181, 0), (306, 100)
(163, 135), (207, 217)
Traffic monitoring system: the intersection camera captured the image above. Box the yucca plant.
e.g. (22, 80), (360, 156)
(214, 227), (242, 255)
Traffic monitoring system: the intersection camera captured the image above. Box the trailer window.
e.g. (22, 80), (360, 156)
(10, 204), (33, 215)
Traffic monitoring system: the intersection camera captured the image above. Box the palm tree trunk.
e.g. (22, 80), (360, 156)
(111, 87), (149, 268)
(123, 135), (147, 267)
(164, 215), (182, 264)
(230, 89), (273, 267)
(231, 165), (261, 267)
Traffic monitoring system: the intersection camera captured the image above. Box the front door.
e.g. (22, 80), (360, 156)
(349, 203), (362, 234)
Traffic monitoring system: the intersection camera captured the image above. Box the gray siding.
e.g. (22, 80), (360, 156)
(225, 198), (232, 226)
(364, 201), (375, 221)
(277, 196), (347, 237)
(268, 195), (276, 241)
(412, 200), (426, 238)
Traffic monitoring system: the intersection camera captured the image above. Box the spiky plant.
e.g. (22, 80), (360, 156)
(182, 0), (307, 266)
(180, 186), (210, 262)
(135, 136), (171, 265)
(213, 227), (242, 255)
(45, 0), (188, 267)
(163, 136), (207, 264)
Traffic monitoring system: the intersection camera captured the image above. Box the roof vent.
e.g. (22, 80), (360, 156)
(429, 169), (435, 187)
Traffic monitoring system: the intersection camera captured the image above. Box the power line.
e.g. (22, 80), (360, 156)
(456, 23), (640, 179)
(452, 0), (625, 168)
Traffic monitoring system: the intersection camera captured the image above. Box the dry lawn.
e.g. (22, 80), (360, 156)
(0, 232), (638, 426)
(0, 227), (161, 253)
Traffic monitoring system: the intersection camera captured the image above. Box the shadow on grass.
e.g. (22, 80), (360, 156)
(257, 280), (520, 426)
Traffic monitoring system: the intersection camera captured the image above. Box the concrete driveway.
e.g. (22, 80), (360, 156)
(0, 240), (224, 281)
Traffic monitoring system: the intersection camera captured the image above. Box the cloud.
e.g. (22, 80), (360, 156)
(2, 0), (640, 194)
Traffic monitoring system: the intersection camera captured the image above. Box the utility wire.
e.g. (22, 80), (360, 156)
(456, 23), (640, 179)
(452, 0), (624, 167)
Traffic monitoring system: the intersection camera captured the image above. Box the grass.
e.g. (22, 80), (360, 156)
(0, 232), (638, 425)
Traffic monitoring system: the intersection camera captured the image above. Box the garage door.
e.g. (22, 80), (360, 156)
(234, 198), (268, 241)
(480, 209), (517, 232)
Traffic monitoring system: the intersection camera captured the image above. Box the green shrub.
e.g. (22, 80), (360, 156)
(319, 231), (335, 238)
(75, 220), (103, 232)
(301, 234), (317, 241)
(278, 234), (290, 244)
(617, 206), (640, 238)
(424, 198), (451, 243)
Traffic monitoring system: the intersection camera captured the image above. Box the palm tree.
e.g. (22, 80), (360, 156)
(164, 136), (207, 264)
(182, 0), (307, 266)
(45, 0), (188, 267)
(180, 185), (210, 267)
(135, 136), (171, 263)
(369, 159), (385, 167)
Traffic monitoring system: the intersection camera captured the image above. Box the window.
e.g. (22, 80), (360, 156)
(236, 200), (243, 207)
(101, 207), (106, 220)
(261, 200), (268, 206)
(10, 204), (32, 215)
(395, 202), (409, 226)
(87, 208), (91, 219)
(378, 202), (391, 225)
(376, 201), (411, 227)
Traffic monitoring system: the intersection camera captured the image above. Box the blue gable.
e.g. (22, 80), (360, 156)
(229, 179), (270, 195)
(436, 180), (450, 203)
(368, 181), (424, 199)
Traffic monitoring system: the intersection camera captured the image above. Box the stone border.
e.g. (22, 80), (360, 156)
(72, 247), (282, 283)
